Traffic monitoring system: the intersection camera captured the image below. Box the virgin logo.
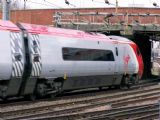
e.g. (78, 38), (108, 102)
(124, 55), (130, 65)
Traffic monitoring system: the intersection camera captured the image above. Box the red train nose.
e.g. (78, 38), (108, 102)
(130, 43), (144, 79)
(138, 54), (144, 78)
(136, 47), (144, 79)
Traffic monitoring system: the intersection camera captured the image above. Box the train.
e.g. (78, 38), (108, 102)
(0, 20), (144, 100)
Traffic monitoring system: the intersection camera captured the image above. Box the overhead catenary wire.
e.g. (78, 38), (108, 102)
(25, 0), (76, 9)
(91, 0), (106, 4)
(43, 0), (63, 8)
(27, 0), (62, 8)
(22, 0), (156, 9)
(92, 0), (117, 6)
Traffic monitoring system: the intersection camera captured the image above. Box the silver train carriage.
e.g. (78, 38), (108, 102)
(0, 20), (144, 100)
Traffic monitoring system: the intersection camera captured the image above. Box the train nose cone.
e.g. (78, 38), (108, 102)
(138, 55), (144, 79)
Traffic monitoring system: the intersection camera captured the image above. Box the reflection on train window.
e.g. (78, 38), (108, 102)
(62, 47), (115, 61)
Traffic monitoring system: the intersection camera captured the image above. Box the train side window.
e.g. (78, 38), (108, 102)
(115, 47), (118, 56)
(62, 48), (71, 60)
(62, 47), (115, 61)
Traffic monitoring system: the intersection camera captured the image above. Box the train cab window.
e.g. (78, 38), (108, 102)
(62, 47), (115, 61)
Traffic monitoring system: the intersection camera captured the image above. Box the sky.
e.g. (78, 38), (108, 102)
(22, 0), (160, 9)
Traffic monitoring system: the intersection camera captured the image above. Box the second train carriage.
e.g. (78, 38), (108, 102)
(0, 20), (143, 100)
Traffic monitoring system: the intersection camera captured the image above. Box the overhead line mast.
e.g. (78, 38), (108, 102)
(2, 0), (10, 20)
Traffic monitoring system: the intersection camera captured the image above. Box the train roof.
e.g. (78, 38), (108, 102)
(0, 20), (134, 44)
(0, 20), (20, 31)
(109, 36), (131, 42)
(18, 23), (110, 40)
(0, 20), (135, 44)
(19, 23), (134, 44)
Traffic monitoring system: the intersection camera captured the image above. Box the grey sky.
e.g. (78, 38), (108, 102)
(24, 0), (160, 9)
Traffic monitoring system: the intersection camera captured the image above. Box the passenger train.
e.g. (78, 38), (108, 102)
(0, 20), (143, 100)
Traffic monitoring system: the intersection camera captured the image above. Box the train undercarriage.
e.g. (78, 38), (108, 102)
(0, 73), (139, 101)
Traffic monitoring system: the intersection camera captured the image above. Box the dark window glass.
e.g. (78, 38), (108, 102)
(34, 56), (40, 62)
(62, 47), (114, 61)
(15, 54), (22, 61)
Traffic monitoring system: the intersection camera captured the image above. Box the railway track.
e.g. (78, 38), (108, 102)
(0, 78), (158, 107)
(29, 103), (159, 120)
(1, 80), (160, 120)
(77, 103), (159, 120)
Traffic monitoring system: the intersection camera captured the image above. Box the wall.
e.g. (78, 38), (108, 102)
(0, 7), (159, 25)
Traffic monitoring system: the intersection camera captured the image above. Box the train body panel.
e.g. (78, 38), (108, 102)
(0, 21), (26, 98)
(0, 21), (25, 80)
(0, 30), (12, 80)
(39, 35), (116, 78)
(0, 21), (144, 99)
(30, 34), (140, 79)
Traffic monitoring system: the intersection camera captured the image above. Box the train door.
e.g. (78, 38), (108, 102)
(18, 31), (42, 97)
(112, 43), (122, 85)
(22, 33), (42, 95)
(6, 31), (25, 97)
(28, 34), (42, 77)
(114, 43), (119, 75)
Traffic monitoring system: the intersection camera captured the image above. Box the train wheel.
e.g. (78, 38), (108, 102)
(99, 87), (103, 90)
(126, 84), (131, 89)
(37, 84), (47, 98)
(50, 93), (57, 99)
(49, 81), (63, 98)
(120, 75), (130, 89)
(50, 94), (54, 99)
(108, 86), (112, 89)
(25, 94), (36, 101)
(132, 75), (139, 84)
(29, 94), (36, 101)
(2, 97), (8, 101)
(114, 85), (121, 89)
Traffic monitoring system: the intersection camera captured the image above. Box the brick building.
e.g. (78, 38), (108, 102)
(0, 7), (159, 25)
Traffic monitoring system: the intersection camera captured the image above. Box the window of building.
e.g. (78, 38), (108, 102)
(62, 47), (115, 61)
